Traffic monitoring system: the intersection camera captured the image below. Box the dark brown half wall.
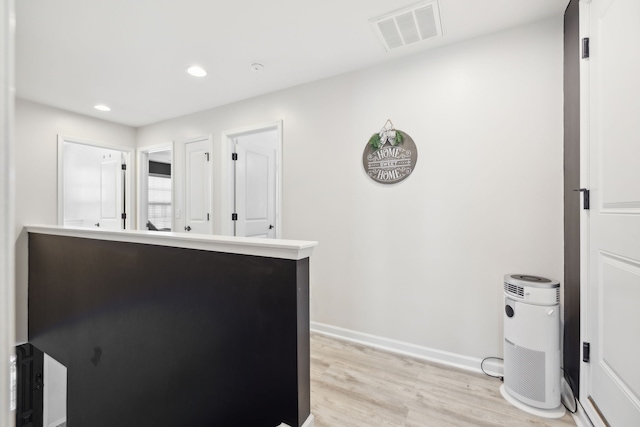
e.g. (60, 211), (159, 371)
(28, 233), (310, 427)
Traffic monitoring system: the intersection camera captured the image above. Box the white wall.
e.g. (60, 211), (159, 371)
(1, 0), (15, 423)
(14, 99), (136, 342)
(43, 354), (66, 427)
(138, 17), (564, 361)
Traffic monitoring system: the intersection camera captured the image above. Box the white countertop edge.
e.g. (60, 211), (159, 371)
(25, 225), (318, 260)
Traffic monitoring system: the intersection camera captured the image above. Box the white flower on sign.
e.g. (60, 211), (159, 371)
(379, 127), (397, 146)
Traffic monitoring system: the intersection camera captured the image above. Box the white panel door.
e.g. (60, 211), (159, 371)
(585, 0), (640, 425)
(99, 154), (123, 230)
(184, 138), (212, 234)
(234, 142), (275, 238)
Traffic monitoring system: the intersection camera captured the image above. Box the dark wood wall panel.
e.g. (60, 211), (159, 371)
(28, 233), (310, 427)
(563, 0), (581, 396)
(296, 259), (310, 422)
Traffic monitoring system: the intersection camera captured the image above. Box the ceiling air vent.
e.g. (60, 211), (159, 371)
(371, 1), (443, 52)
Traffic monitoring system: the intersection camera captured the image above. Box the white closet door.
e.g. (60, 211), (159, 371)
(234, 142), (275, 238)
(184, 138), (212, 234)
(99, 154), (123, 230)
(584, 0), (640, 425)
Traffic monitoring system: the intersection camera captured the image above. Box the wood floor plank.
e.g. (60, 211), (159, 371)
(310, 333), (576, 427)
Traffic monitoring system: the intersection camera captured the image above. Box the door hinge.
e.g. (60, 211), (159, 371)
(232, 153), (238, 161)
(121, 164), (127, 170)
(583, 342), (591, 363)
(232, 213), (238, 221)
(574, 188), (590, 210)
(34, 373), (44, 391)
(205, 152), (210, 161)
(121, 213), (127, 220)
(207, 213), (210, 221)
(582, 37), (590, 59)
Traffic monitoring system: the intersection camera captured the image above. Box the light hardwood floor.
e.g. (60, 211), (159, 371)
(310, 333), (576, 427)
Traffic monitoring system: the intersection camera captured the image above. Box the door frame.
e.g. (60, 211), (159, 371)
(136, 142), (174, 231)
(579, 0), (594, 420)
(1, 0), (15, 423)
(57, 134), (134, 230)
(220, 120), (283, 238)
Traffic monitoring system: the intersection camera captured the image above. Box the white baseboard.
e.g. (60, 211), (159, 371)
(49, 417), (66, 427)
(302, 414), (314, 427)
(571, 402), (594, 427)
(310, 322), (503, 377)
(278, 414), (314, 427)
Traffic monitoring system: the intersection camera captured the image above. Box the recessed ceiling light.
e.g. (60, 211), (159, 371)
(187, 66), (207, 77)
(250, 63), (264, 73)
(94, 104), (111, 112)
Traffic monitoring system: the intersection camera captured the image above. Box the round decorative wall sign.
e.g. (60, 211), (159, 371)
(363, 120), (417, 184)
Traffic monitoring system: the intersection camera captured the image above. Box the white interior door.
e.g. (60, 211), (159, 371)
(184, 138), (212, 234)
(59, 136), (133, 230)
(99, 153), (123, 230)
(584, 0), (640, 425)
(234, 139), (276, 238)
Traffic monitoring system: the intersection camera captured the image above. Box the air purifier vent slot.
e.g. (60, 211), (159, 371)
(504, 282), (524, 298)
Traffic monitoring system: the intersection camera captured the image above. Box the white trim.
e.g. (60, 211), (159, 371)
(279, 414), (314, 427)
(310, 322), (504, 377)
(26, 225), (317, 261)
(56, 136), (64, 226)
(57, 134), (135, 230)
(0, 1), (15, 425)
(578, 0), (596, 423)
(136, 149), (149, 230)
(136, 142), (174, 231)
(301, 414), (314, 427)
(578, 0), (590, 408)
(221, 120), (283, 238)
(57, 133), (133, 153)
(571, 402), (596, 427)
(48, 417), (67, 427)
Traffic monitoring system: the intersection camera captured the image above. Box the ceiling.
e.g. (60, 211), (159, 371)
(15, 0), (568, 128)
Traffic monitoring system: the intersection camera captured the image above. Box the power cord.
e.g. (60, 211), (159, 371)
(481, 357), (504, 381)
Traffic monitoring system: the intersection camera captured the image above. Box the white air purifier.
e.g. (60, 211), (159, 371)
(500, 274), (565, 418)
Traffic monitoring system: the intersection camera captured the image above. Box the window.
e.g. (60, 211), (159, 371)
(147, 175), (172, 230)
